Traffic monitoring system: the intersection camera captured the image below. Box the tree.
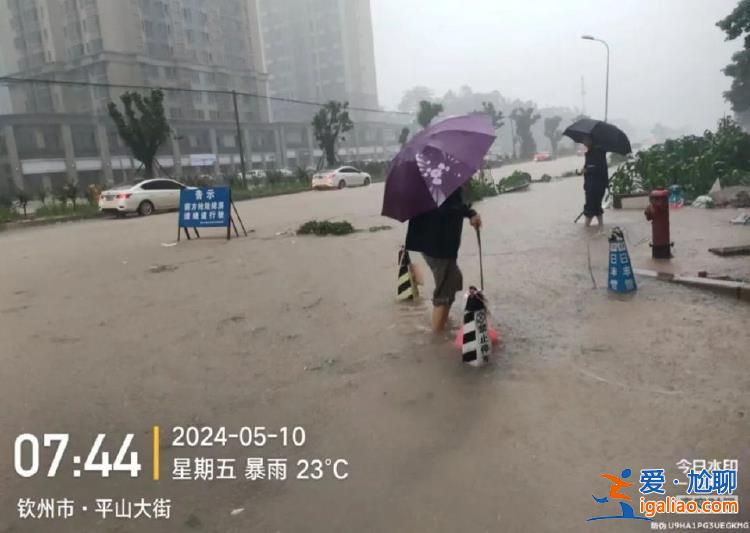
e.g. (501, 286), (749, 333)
(506, 119), (519, 159)
(398, 127), (410, 147)
(510, 107), (541, 159)
(13, 185), (30, 217)
(544, 116), (563, 158)
(312, 100), (354, 168)
(482, 102), (505, 130)
(108, 90), (170, 179)
(417, 100), (444, 129)
(398, 86), (435, 113)
(718, 1), (750, 113)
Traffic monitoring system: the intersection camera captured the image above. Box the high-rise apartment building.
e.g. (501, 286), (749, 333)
(0, 0), (270, 122)
(257, 0), (379, 121)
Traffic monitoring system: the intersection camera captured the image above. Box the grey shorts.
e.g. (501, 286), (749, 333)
(423, 255), (463, 306)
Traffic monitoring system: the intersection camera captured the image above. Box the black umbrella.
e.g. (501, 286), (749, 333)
(563, 119), (632, 155)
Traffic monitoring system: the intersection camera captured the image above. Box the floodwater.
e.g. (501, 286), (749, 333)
(1, 156), (748, 532)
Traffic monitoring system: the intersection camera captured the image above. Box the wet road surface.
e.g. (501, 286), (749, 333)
(1, 157), (749, 532)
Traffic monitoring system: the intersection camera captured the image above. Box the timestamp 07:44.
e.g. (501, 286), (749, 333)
(12, 427), (309, 480)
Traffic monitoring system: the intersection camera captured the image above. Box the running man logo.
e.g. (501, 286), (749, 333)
(588, 468), (652, 522)
(397, 247), (418, 301)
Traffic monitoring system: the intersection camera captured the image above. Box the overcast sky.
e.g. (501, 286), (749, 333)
(371, 0), (742, 134)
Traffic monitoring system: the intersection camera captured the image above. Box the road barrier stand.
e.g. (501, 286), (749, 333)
(397, 247), (418, 301)
(462, 287), (491, 367)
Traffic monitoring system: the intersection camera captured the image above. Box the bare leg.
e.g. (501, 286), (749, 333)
(432, 304), (450, 333)
(596, 215), (604, 226)
(584, 216), (593, 227)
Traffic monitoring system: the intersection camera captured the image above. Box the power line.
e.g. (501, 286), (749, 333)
(0, 75), (409, 116)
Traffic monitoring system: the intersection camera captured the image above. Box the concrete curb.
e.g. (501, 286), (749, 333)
(635, 268), (750, 302)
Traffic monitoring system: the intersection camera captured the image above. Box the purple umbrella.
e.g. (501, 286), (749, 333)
(382, 114), (496, 222)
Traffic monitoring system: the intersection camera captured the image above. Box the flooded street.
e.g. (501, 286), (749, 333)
(1, 157), (749, 532)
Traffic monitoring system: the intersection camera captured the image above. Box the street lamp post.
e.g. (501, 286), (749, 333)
(582, 35), (610, 122)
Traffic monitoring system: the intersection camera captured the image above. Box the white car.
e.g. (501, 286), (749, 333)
(99, 178), (190, 217)
(238, 170), (266, 181)
(311, 166), (372, 190)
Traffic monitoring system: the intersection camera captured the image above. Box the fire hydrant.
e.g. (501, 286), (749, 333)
(644, 189), (672, 259)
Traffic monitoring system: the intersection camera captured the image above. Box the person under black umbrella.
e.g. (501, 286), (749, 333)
(581, 134), (608, 227)
(563, 119), (632, 227)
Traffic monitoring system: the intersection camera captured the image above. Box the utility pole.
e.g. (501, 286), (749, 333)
(581, 35), (611, 122)
(581, 76), (587, 116)
(232, 90), (248, 188)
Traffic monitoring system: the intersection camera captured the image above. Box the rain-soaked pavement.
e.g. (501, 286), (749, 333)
(1, 156), (748, 532)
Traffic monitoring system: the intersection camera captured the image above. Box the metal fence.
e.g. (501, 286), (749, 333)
(0, 78), (408, 197)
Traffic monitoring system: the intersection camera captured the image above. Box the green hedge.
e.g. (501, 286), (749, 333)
(610, 117), (750, 198)
(34, 204), (100, 218)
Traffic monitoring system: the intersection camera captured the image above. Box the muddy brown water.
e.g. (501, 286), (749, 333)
(1, 157), (748, 532)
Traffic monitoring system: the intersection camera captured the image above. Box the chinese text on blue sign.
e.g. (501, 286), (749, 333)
(179, 187), (231, 229)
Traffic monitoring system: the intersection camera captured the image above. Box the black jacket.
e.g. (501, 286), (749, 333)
(584, 146), (609, 187)
(405, 189), (476, 259)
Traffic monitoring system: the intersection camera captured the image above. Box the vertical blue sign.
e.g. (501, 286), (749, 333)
(608, 227), (637, 293)
(179, 187), (231, 229)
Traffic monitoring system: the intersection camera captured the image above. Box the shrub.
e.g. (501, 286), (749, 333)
(38, 186), (49, 205)
(0, 206), (16, 224)
(464, 176), (498, 203)
(55, 187), (67, 206)
(35, 203), (99, 218)
(297, 220), (355, 236)
(186, 175), (213, 188)
(57, 182), (79, 207)
(610, 117), (750, 198)
(497, 170), (531, 193)
(14, 187), (31, 217)
(86, 184), (101, 206)
(266, 170), (285, 186)
(356, 161), (389, 182)
(294, 166), (312, 184)
(227, 174), (244, 191)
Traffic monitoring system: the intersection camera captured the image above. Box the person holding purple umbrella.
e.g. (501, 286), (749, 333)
(406, 189), (482, 333)
(381, 114), (496, 333)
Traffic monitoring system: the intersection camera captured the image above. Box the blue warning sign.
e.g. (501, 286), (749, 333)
(608, 228), (637, 293)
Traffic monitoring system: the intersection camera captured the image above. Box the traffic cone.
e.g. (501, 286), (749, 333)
(608, 227), (637, 293)
(397, 247), (418, 301)
(461, 287), (492, 367)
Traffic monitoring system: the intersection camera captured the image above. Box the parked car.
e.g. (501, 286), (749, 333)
(533, 152), (552, 162)
(238, 170), (267, 180)
(311, 166), (372, 190)
(99, 178), (191, 217)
